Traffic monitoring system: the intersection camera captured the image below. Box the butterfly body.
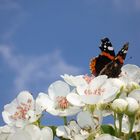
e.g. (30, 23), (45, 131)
(90, 38), (129, 78)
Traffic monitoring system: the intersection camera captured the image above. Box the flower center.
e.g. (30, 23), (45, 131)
(56, 96), (70, 109)
(84, 88), (105, 95)
(83, 75), (94, 84)
(11, 99), (32, 120)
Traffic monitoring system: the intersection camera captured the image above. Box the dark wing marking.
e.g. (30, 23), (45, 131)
(90, 37), (115, 76)
(99, 42), (129, 78)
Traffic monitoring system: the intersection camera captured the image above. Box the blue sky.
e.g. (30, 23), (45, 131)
(0, 0), (140, 125)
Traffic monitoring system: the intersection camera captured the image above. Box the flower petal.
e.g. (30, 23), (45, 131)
(56, 126), (70, 139)
(24, 125), (41, 140)
(48, 81), (70, 100)
(122, 64), (140, 77)
(7, 130), (31, 140)
(121, 64), (140, 84)
(41, 127), (53, 140)
(101, 79), (122, 102)
(128, 89), (140, 104)
(61, 74), (86, 87)
(67, 93), (85, 107)
(77, 111), (101, 130)
(90, 75), (108, 89)
(80, 95), (101, 104)
(16, 91), (34, 108)
(36, 92), (54, 112)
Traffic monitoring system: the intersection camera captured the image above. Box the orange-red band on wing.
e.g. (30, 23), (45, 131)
(90, 58), (97, 75)
(115, 56), (124, 64)
(101, 52), (114, 60)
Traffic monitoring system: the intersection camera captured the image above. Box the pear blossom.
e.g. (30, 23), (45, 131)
(67, 75), (123, 105)
(2, 91), (42, 128)
(0, 125), (13, 140)
(61, 74), (89, 87)
(36, 80), (81, 116)
(56, 120), (88, 140)
(120, 64), (140, 84)
(0, 124), (53, 140)
(7, 124), (53, 140)
(116, 64), (140, 97)
(56, 111), (102, 139)
(77, 110), (102, 131)
(0, 133), (9, 140)
(1, 63), (140, 139)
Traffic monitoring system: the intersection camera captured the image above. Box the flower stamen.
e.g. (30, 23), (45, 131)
(84, 88), (105, 96)
(10, 99), (32, 120)
(83, 75), (94, 84)
(56, 96), (70, 109)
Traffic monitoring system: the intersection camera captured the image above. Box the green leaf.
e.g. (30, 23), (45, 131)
(101, 124), (115, 136)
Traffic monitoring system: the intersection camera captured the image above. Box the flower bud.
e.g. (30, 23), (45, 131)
(125, 97), (139, 116)
(111, 99), (128, 113)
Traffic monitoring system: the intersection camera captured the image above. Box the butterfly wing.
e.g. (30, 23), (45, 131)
(90, 37), (115, 76)
(99, 42), (129, 78)
(115, 42), (129, 64)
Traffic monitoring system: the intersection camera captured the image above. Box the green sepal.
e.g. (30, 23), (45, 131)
(101, 124), (115, 136)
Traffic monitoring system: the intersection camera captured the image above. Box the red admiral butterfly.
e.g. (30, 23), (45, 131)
(90, 37), (129, 78)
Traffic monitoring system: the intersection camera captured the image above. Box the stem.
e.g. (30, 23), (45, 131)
(118, 113), (123, 138)
(114, 112), (118, 137)
(63, 116), (67, 125)
(135, 132), (139, 140)
(127, 115), (135, 140)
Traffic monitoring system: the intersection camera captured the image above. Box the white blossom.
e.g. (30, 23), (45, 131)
(7, 125), (53, 140)
(36, 80), (81, 116)
(56, 120), (88, 140)
(2, 91), (42, 128)
(120, 64), (140, 84)
(61, 74), (88, 87)
(56, 111), (102, 140)
(1, 63), (140, 139)
(67, 75), (123, 105)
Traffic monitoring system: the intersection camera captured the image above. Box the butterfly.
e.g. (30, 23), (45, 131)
(90, 37), (129, 78)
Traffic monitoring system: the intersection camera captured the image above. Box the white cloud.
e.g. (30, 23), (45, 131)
(0, 46), (83, 92)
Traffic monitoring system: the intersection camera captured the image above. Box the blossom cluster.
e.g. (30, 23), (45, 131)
(1, 64), (140, 140)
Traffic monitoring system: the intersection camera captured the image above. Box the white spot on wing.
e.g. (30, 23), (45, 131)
(108, 46), (114, 51)
(123, 50), (127, 53)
